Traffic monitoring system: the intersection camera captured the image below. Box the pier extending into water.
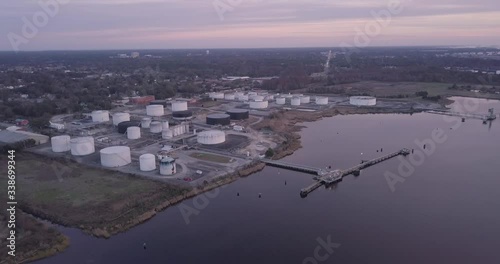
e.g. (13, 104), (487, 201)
(427, 108), (496, 122)
(262, 148), (411, 197)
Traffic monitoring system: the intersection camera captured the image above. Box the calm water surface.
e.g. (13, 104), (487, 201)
(39, 97), (500, 264)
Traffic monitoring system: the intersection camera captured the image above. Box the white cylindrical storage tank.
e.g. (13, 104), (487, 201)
(171, 101), (188, 112)
(139, 154), (156, 171)
(265, 95), (275, 101)
(100, 146), (131, 168)
(300, 96), (310, 104)
(315, 96), (329, 105)
(113, 113), (130, 126)
(162, 129), (173, 139)
(160, 157), (176, 176)
(150, 121), (162, 133)
(291, 97), (301, 106)
(146, 105), (164, 117)
(224, 93), (235, 100)
(141, 117), (152, 128)
(162, 121), (169, 130)
(276, 97), (286, 105)
(349, 96), (377, 106)
(92, 110), (110, 123)
(235, 92), (244, 98)
(250, 95), (265, 101)
(250, 100), (269, 109)
(127, 126), (141, 139)
(51, 135), (71, 153)
(70, 137), (95, 156)
(197, 130), (226, 145)
(210, 92), (224, 99)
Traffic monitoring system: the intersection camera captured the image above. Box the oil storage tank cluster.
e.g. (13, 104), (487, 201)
(250, 100), (268, 109)
(127, 126), (141, 139)
(315, 96), (329, 105)
(171, 101), (188, 112)
(113, 112), (130, 126)
(197, 130), (226, 145)
(51, 135), (71, 152)
(227, 109), (249, 120)
(146, 105), (164, 116)
(100, 146), (131, 168)
(207, 114), (231, 126)
(172, 110), (193, 120)
(162, 122), (189, 139)
(70, 137), (95, 156)
(349, 96), (377, 106)
(118, 121), (141, 134)
(139, 154), (156, 171)
(92, 110), (110, 122)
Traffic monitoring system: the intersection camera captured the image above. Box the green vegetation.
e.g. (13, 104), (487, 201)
(190, 152), (232, 163)
(265, 148), (275, 158)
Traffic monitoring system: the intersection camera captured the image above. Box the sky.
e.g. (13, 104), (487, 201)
(1, 0), (499, 51)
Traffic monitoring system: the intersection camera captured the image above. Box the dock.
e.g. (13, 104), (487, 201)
(427, 108), (496, 121)
(262, 148), (410, 197)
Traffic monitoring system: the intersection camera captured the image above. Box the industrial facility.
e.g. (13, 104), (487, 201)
(227, 109), (249, 120)
(350, 96), (377, 106)
(206, 114), (231, 126)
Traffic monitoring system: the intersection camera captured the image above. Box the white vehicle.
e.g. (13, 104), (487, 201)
(196, 170), (203, 175)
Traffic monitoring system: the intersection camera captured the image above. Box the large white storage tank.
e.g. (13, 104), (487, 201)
(113, 113), (130, 126)
(100, 146), (131, 168)
(70, 137), (95, 156)
(146, 105), (164, 117)
(51, 135), (71, 153)
(291, 97), (301, 106)
(127, 126), (141, 139)
(250, 95), (265, 101)
(197, 130), (226, 145)
(162, 129), (173, 139)
(141, 117), (152, 128)
(139, 154), (156, 171)
(250, 100), (269, 109)
(276, 97), (286, 105)
(224, 94), (236, 100)
(300, 96), (310, 104)
(92, 110), (110, 122)
(150, 121), (162, 133)
(171, 101), (188, 112)
(349, 96), (377, 106)
(160, 157), (177, 176)
(315, 96), (329, 105)
(238, 94), (249, 101)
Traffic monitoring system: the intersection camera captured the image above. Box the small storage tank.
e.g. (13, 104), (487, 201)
(206, 114), (231, 126)
(197, 130), (226, 145)
(224, 94), (236, 100)
(141, 117), (152, 128)
(92, 110), (110, 122)
(238, 94), (249, 101)
(127, 126), (141, 139)
(226, 109), (249, 120)
(276, 97), (286, 105)
(171, 101), (188, 112)
(51, 135), (71, 153)
(162, 129), (173, 139)
(113, 113), (130, 126)
(139, 154), (156, 171)
(118, 121), (141, 134)
(315, 96), (329, 105)
(146, 105), (164, 117)
(160, 157), (177, 176)
(300, 96), (310, 104)
(162, 121), (169, 130)
(172, 110), (193, 120)
(100, 146), (131, 168)
(291, 97), (301, 106)
(70, 137), (95, 156)
(150, 121), (162, 133)
(250, 100), (269, 109)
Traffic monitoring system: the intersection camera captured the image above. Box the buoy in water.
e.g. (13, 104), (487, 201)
(258, 193), (262, 198)
(143, 243), (147, 250)
(237, 192), (240, 196)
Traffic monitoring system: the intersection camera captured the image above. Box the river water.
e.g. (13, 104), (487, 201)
(38, 97), (500, 264)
